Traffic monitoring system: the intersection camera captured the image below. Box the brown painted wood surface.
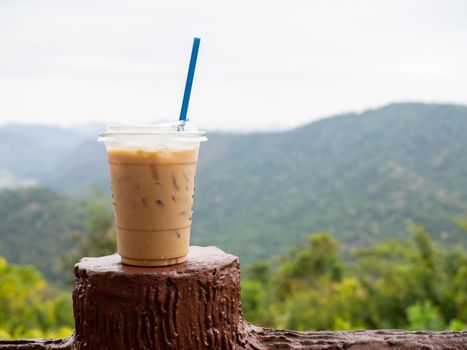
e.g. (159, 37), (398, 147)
(237, 323), (467, 349)
(72, 247), (241, 350)
(1, 247), (466, 350)
(0, 336), (74, 349)
(2, 329), (466, 349)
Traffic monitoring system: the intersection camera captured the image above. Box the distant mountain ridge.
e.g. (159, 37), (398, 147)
(1, 102), (467, 275)
(193, 103), (467, 261)
(0, 124), (84, 182)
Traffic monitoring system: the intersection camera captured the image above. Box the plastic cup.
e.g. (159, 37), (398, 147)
(99, 122), (206, 266)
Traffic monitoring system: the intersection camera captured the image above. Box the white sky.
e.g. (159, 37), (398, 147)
(0, 0), (466, 131)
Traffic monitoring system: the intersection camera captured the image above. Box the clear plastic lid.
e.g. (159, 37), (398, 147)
(98, 120), (207, 149)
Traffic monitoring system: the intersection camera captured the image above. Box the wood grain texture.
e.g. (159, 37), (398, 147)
(237, 322), (467, 349)
(0, 335), (74, 350)
(73, 247), (241, 350)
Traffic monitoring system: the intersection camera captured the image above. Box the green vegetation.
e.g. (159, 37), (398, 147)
(1, 103), (467, 270)
(0, 188), (84, 284)
(194, 103), (467, 264)
(241, 226), (467, 330)
(61, 190), (116, 285)
(0, 257), (73, 339)
(0, 188), (114, 285)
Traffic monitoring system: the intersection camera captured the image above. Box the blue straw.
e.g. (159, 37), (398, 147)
(179, 37), (201, 121)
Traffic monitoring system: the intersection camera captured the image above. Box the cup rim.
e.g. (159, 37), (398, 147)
(99, 131), (206, 137)
(98, 122), (206, 141)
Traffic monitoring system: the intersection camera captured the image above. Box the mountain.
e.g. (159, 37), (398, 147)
(42, 138), (109, 194)
(1, 102), (467, 273)
(0, 187), (84, 282)
(0, 124), (85, 183)
(0, 123), (109, 194)
(192, 103), (467, 261)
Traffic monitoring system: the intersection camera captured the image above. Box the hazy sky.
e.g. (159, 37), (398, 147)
(0, 0), (466, 131)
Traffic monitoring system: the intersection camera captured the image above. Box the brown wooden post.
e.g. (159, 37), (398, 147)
(73, 247), (240, 349)
(1, 246), (466, 350)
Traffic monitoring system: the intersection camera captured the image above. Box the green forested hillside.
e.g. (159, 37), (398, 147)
(1, 103), (467, 273)
(0, 188), (84, 283)
(193, 103), (467, 262)
(42, 138), (109, 195)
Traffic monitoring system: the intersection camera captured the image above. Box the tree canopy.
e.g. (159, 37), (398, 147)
(241, 226), (467, 331)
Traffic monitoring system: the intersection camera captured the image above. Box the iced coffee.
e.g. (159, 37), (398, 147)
(99, 122), (205, 266)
